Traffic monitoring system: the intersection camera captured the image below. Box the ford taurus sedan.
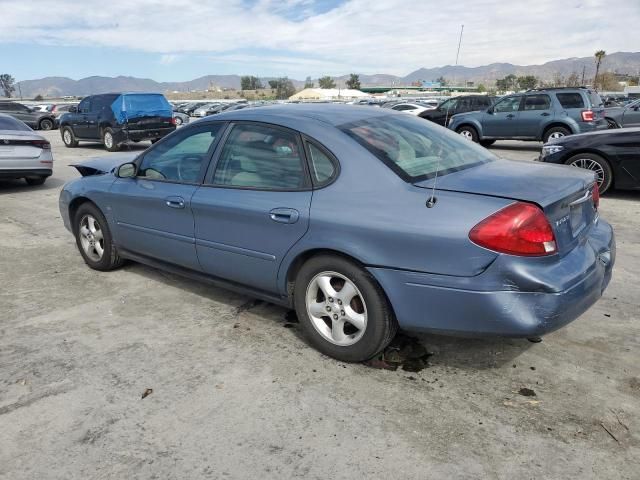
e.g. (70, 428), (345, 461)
(59, 105), (615, 362)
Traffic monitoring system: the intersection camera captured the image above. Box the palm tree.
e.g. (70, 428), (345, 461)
(594, 50), (606, 89)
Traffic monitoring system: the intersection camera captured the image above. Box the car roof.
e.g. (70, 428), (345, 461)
(208, 104), (390, 127)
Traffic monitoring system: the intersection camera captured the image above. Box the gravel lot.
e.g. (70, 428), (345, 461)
(1, 131), (639, 479)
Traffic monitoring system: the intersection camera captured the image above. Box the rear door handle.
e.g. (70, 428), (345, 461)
(269, 208), (299, 224)
(506, 114), (515, 119)
(165, 196), (185, 209)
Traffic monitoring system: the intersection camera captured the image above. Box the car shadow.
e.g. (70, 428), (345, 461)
(0, 177), (66, 194)
(604, 189), (640, 202)
(120, 261), (534, 371)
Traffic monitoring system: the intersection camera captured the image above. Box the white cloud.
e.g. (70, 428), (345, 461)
(0, 0), (639, 76)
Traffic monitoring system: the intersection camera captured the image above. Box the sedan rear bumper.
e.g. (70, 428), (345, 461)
(0, 168), (52, 179)
(369, 219), (615, 337)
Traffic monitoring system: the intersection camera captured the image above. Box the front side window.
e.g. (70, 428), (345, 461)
(212, 123), (307, 190)
(439, 98), (458, 111)
(493, 96), (521, 113)
(340, 114), (495, 182)
(523, 94), (551, 111)
(78, 99), (91, 114)
(556, 93), (585, 109)
(138, 124), (222, 183)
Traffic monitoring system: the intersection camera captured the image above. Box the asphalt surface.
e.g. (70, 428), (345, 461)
(1, 132), (639, 479)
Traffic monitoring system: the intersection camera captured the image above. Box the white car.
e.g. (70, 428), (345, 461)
(390, 102), (434, 116)
(0, 113), (53, 185)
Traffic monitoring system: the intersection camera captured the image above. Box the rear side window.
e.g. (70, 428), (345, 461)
(306, 142), (337, 186)
(523, 95), (551, 111)
(475, 97), (492, 108)
(556, 93), (585, 109)
(340, 114), (495, 182)
(212, 123), (307, 190)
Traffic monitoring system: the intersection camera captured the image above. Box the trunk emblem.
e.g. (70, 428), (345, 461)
(555, 215), (570, 227)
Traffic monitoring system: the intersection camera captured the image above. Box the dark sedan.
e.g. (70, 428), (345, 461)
(538, 128), (640, 193)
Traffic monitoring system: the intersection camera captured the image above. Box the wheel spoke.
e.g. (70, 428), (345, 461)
(94, 242), (104, 258)
(93, 227), (103, 241)
(87, 216), (98, 233)
(337, 281), (357, 303)
(316, 275), (338, 299)
(308, 301), (327, 319)
(331, 319), (346, 343)
(80, 225), (90, 238)
(343, 306), (366, 331)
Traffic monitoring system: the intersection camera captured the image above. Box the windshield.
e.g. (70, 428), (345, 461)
(339, 114), (495, 182)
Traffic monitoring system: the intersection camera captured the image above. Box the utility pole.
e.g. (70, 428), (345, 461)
(18, 82), (23, 100)
(581, 65), (586, 86)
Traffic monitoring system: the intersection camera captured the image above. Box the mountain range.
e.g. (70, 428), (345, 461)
(14, 52), (640, 98)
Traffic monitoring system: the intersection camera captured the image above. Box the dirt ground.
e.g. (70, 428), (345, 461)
(1, 131), (638, 479)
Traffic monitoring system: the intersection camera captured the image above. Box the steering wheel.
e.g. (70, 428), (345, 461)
(178, 155), (202, 181)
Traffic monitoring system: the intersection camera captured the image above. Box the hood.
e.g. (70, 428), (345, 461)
(414, 159), (594, 208)
(71, 152), (138, 176)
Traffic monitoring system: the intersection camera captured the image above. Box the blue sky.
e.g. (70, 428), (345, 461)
(1, 0), (638, 82)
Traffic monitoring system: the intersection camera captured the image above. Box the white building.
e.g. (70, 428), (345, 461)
(289, 88), (369, 101)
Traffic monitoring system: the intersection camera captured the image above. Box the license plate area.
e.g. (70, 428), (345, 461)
(570, 202), (587, 236)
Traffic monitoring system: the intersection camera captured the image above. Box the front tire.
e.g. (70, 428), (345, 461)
(566, 153), (613, 194)
(74, 203), (124, 271)
(293, 255), (397, 362)
(62, 127), (79, 148)
(102, 128), (120, 152)
(457, 125), (479, 143)
(39, 118), (54, 131)
(543, 126), (571, 143)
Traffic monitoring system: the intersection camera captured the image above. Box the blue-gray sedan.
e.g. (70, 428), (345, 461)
(59, 105), (615, 362)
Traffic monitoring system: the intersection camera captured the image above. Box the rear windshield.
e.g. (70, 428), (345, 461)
(339, 114), (495, 182)
(588, 91), (604, 108)
(0, 116), (31, 131)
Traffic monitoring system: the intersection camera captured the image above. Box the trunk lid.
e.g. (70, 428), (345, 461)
(0, 130), (47, 159)
(414, 159), (598, 255)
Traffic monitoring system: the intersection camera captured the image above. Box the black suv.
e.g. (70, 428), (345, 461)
(0, 101), (57, 130)
(418, 95), (496, 126)
(59, 93), (176, 151)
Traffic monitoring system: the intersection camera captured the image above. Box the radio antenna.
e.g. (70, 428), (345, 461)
(429, 24), (464, 209)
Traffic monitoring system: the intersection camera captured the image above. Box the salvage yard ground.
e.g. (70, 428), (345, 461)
(1, 132), (639, 479)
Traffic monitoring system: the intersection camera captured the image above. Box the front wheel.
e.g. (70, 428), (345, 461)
(102, 128), (120, 152)
(456, 126), (479, 143)
(74, 203), (124, 271)
(62, 127), (79, 147)
(566, 153), (613, 194)
(39, 118), (54, 131)
(294, 255), (397, 362)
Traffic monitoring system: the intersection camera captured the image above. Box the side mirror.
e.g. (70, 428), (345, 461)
(487, 107), (494, 114)
(116, 162), (137, 178)
(68, 106), (78, 113)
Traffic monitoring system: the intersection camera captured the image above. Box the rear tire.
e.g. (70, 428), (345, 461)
(62, 127), (79, 148)
(25, 176), (47, 186)
(74, 202), (124, 271)
(457, 125), (479, 143)
(38, 118), (54, 131)
(102, 128), (120, 152)
(293, 255), (398, 362)
(565, 153), (613, 194)
(480, 139), (495, 147)
(543, 126), (571, 143)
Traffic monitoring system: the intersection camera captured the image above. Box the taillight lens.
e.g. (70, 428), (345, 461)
(469, 202), (557, 256)
(171, 117), (177, 125)
(31, 140), (51, 150)
(581, 110), (594, 122)
(592, 183), (600, 210)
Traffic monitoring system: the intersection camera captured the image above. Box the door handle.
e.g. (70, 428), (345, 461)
(541, 112), (551, 116)
(165, 196), (185, 209)
(506, 114), (515, 119)
(269, 208), (299, 224)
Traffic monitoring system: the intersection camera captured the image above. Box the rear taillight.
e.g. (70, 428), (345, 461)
(469, 202), (557, 256)
(581, 110), (594, 122)
(31, 140), (51, 150)
(171, 117), (177, 125)
(592, 184), (600, 210)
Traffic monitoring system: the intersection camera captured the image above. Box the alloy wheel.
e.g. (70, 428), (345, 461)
(569, 158), (605, 187)
(104, 132), (113, 149)
(79, 214), (104, 262)
(305, 271), (367, 346)
(63, 130), (72, 145)
(548, 131), (565, 140)
(459, 130), (473, 140)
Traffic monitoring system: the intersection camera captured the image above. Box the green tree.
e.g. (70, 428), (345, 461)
(477, 84), (487, 93)
(0, 74), (16, 98)
(304, 76), (314, 88)
(240, 76), (262, 90)
(345, 73), (361, 90)
(268, 80), (278, 89)
(594, 50), (606, 89)
(269, 77), (296, 99)
(318, 76), (336, 89)
(34, 94), (44, 101)
(517, 75), (538, 90)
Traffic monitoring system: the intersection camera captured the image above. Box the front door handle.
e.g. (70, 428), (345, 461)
(506, 114), (515, 119)
(269, 208), (299, 224)
(165, 196), (185, 209)
(541, 112), (551, 116)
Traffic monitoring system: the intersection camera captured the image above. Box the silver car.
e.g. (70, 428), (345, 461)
(0, 113), (53, 185)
